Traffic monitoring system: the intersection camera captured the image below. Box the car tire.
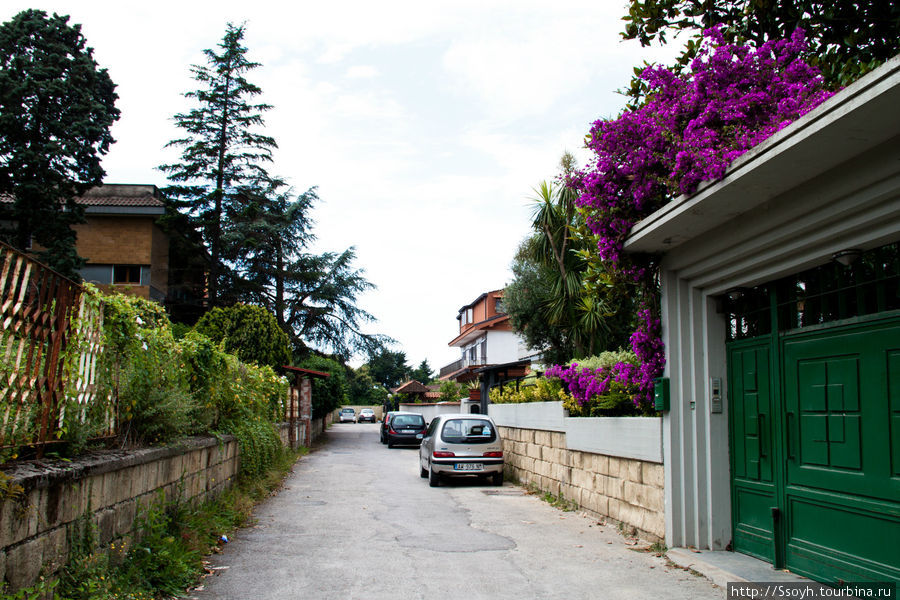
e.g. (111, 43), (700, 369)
(388, 440), (394, 448)
(491, 471), (503, 486)
(420, 464), (428, 479)
(429, 463), (440, 487)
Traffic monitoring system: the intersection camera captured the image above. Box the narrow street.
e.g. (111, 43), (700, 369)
(192, 423), (722, 600)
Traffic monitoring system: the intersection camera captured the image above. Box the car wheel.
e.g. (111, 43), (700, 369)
(491, 471), (503, 486)
(429, 463), (440, 487)
(388, 440), (394, 448)
(420, 464), (428, 479)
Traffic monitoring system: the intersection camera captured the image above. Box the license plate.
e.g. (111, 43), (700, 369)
(404, 429), (417, 434)
(454, 463), (483, 471)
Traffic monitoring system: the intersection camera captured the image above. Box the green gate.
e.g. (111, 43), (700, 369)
(727, 244), (900, 582)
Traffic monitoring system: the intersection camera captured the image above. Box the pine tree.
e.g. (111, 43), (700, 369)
(0, 9), (119, 278)
(158, 23), (275, 306)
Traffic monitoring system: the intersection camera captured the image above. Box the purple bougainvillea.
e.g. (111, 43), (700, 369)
(548, 27), (834, 412)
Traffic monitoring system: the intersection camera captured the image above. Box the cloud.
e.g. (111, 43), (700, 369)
(346, 65), (380, 79)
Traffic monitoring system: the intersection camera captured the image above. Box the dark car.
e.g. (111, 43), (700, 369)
(385, 412), (426, 448)
(380, 411), (398, 444)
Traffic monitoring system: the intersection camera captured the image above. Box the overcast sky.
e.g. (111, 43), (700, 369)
(4, 1), (681, 371)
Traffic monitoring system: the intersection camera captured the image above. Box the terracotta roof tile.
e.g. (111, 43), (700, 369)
(392, 380), (429, 394)
(0, 185), (164, 208)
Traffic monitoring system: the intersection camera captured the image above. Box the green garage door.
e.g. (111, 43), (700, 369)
(782, 320), (900, 582)
(729, 317), (900, 583)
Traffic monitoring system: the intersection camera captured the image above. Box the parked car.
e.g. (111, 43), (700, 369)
(338, 407), (356, 423)
(380, 411), (398, 444)
(384, 412), (427, 448)
(419, 414), (503, 487)
(357, 408), (376, 423)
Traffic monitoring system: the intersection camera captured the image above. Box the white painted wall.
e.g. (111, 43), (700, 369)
(489, 401), (663, 463)
(485, 330), (521, 364)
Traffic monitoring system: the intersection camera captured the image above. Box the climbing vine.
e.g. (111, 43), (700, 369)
(549, 28), (834, 411)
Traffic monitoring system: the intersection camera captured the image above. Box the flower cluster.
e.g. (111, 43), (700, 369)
(577, 27), (832, 277)
(548, 28), (833, 411)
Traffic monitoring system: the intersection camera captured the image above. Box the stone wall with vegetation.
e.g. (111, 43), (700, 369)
(0, 435), (239, 590)
(500, 426), (664, 542)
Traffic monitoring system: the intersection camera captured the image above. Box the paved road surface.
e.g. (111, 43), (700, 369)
(192, 422), (721, 600)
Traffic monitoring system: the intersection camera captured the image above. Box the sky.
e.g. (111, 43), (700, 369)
(3, 1), (682, 371)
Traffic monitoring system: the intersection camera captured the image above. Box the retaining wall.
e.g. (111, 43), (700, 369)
(0, 435), (239, 590)
(0, 419), (325, 591)
(490, 402), (664, 541)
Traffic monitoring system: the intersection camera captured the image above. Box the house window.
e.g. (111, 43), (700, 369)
(113, 265), (142, 285)
(495, 298), (504, 313)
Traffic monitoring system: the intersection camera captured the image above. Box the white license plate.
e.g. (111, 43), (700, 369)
(454, 463), (483, 471)
(403, 430), (417, 434)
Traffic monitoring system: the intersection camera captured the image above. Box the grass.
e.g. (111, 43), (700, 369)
(525, 483), (578, 512)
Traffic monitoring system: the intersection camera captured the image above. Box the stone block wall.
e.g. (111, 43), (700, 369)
(500, 426), (664, 542)
(0, 435), (239, 590)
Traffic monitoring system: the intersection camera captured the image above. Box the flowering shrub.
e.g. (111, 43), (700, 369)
(551, 28), (834, 409)
(545, 350), (654, 416)
(488, 375), (573, 405)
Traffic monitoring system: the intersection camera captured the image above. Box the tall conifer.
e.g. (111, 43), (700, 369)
(158, 23), (275, 306)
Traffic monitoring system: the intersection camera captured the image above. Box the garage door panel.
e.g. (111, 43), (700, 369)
(785, 328), (896, 502)
(890, 350), (900, 477)
(786, 493), (900, 582)
(734, 486), (776, 563)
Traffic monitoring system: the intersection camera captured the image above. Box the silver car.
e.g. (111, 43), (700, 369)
(338, 407), (356, 423)
(419, 414), (503, 487)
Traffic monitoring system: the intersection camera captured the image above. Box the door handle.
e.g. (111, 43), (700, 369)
(786, 412), (795, 460)
(758, 413), (767, 458)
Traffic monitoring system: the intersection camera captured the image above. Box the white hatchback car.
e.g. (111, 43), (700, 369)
(419, 414), (503, 487)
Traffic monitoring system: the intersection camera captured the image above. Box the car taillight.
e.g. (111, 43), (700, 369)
(389, 428), (397, 434)
(483, 451), (503, 458)
(433, 451), (455, 458)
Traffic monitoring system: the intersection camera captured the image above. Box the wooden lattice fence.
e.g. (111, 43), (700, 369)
(0, 242), (112, 454)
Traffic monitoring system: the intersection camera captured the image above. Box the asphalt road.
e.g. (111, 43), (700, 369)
(191, 422), (722, 600)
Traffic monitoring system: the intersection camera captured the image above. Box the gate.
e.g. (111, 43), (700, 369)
(727, 243), (899, 582)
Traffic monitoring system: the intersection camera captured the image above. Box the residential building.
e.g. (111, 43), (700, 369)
(74, 184), (169, 302)
(624, 55), (900, 583)
(439, 290), (528, 383)
(1, 183), (208, 321)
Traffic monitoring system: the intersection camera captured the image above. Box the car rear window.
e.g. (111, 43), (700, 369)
(392, 415), (424, 428)
(440, 419), (496, 444)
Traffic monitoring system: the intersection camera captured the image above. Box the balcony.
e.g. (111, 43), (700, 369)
(439, 355), (487, 379)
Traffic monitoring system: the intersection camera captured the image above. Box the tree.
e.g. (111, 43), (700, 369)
(366, 350), (411, 389)
(158, 23), (276, 306)
(194, 303), (291, 368)
(229, 179), (389, 359)
(409, 359), (434, 384)
(346, 365), (388, 406)
(621, 0), (900, 89)
(504, 236), (575, 365)
(504, 155), (633, 363)
(298, 355), (347, 419)
(0, 9), (119, 277)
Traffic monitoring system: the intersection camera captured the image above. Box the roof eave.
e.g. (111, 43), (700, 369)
(624, 54), (900, 254)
